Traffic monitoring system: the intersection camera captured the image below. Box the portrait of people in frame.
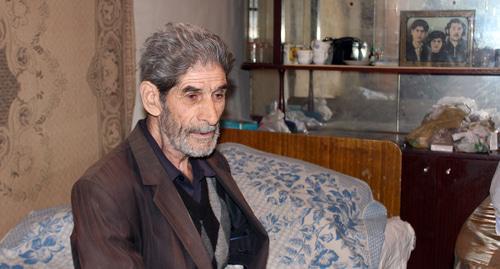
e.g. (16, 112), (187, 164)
(399, 10), (475, 67)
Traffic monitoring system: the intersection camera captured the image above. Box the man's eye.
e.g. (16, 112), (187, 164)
(213, 92), (226, 100)
(184, 93), (200, 102)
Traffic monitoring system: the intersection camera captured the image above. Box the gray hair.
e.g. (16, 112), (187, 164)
(139, 22), (234, 95)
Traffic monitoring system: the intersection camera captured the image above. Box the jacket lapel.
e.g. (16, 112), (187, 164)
(128, 126), (212, 269)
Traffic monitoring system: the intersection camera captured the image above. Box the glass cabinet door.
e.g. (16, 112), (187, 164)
(246, 0), (500, 134)
(246, 0), (274, 63)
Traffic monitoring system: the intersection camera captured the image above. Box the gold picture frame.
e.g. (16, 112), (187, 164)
(399, 10), (475, 67)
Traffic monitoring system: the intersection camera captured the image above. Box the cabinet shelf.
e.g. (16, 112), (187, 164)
(242, 62), (500, 76)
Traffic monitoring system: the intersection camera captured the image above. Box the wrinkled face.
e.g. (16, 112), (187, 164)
(159, 63), (227, 157)
(449, 22), (464, 42)
(411, 26), (426, 44)
(430, 38), (443, 53)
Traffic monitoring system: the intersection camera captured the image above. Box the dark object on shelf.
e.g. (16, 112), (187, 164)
(330, 36), (363, 64)
(250, 114), (263, 123)
(495, 49), (500, 67)
(284, 120), (297, 133)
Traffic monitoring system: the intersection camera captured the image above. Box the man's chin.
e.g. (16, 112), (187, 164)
(183, 139), (218, 157)
(185, 146), (216, 158)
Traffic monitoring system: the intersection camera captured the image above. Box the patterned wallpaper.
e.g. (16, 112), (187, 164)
(0, 0), (135, 236)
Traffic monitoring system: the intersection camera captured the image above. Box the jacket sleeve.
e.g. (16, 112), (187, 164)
(70, 178), (145, 269)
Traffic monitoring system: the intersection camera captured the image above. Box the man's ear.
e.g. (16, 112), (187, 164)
(140, 81), (162, 117)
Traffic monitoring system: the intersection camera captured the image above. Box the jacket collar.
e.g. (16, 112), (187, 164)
(128, 125), (213, 268)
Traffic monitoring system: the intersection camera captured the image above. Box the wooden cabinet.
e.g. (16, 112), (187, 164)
(401, 149), (500, 269)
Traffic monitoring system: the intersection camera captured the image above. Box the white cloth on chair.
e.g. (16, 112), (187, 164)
(489, 162), (500, 234)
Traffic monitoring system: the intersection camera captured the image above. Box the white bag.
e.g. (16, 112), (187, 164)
(489, 162), (500, 234)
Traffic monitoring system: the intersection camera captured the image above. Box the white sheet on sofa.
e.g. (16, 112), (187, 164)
(218, 143), (387, 269)
(0, 206), (414, 269)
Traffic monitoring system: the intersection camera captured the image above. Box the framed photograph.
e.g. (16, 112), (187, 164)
(399, 10), (475, 67)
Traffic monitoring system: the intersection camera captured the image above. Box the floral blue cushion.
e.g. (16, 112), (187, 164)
(0, 205), (73, 269)
(218, 143), (387, 269)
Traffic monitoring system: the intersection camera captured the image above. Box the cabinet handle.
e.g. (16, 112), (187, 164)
(423, 166), (430, 173)
(445, 168), (451, 175)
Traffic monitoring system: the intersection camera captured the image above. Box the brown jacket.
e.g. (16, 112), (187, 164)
(70, 126), (269, 269)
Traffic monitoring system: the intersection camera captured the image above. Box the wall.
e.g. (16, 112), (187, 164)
(132, 0), (250, 127)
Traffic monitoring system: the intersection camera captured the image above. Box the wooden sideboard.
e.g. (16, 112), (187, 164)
(401, 148), (500, 269)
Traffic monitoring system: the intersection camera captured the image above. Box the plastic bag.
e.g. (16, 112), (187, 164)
(302, 98), (333, 122)
(406, 106), (466, 148)
(406, 96), (497, 151)
(489, 162), (500, 235)
(314, 98), (333, 121)
(435, 96), (477, 113)
(286, 110), (323, 133)
(452, 120), (495, 153)
(282, 110), (308, 133)
(258, 102), (291, 133)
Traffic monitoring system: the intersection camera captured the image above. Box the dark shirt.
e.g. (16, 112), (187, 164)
(428, 50), (451, 63)
(444, 39), (467, 63)
(406, 41), (430, 62)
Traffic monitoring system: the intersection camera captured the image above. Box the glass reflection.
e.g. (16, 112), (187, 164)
(249, 0), (500, 135)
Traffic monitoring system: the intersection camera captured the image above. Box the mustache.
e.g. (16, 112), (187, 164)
(186, 123), (219, 133)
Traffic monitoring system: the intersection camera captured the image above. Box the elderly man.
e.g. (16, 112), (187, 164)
(70, 22), (269, 269)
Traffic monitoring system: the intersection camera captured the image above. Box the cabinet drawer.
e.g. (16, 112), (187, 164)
(438, 157), (498, 190)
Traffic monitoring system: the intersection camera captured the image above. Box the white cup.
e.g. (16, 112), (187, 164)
(313, 51), (329, 64)
(311, 40), (330, 64)
(297, 49), (313, 64)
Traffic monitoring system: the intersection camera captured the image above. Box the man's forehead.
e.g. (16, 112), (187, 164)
(171, 64), (227, 93)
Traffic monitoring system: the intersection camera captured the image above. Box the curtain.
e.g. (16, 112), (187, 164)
(0, 0), (135, 236)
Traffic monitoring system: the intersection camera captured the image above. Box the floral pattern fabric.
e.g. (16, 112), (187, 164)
(0, 206), (74, 268)
(0, 143), (387, 269)
(218, 143), (387, 269)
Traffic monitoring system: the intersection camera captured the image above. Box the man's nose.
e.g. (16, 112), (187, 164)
(198, 98), (220, 126)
